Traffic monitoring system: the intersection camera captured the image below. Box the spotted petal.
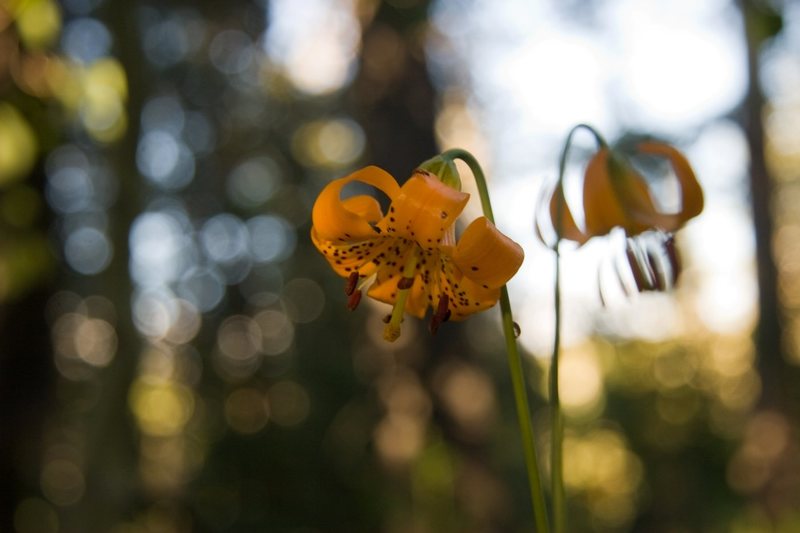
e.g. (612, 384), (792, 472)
(383, 170), (469, 249)
(311, 230), (393, 277)
(452, 217), (524, 289)
(433, 254), (501, 321)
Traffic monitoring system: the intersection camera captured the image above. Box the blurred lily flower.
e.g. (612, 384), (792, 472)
(311, 165), (523, 341)
(544, 141), (704, 246)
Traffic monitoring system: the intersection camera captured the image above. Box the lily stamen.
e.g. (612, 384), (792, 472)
(344, 271), (360, 296)
(346, 290), (362, 311)
(397, 276), (414, 290)
(429, 294), (450, 335)
(625, 240), (654, 292)
(663, 234), (681, 284)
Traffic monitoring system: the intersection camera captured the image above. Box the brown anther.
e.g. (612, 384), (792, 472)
(663, 234), (681, 284)
(429, 315), (443, 335)
(436, 293), (450, 317)
(626, 241), (653, 292)
(346, 290), (362, 311)
(646, 250), (666, 292)
(344, 271), (360, 296)
(429, 294), (451, 335)
(397, 276), (414, 290)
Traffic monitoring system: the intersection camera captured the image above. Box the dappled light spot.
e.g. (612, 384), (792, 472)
(281, 278), (325, 324)
(213, 315), (263, 381)
(130, 210), (192, 286)
(374, 414), (426, 468)
(15, 0), (61, 50)
(40, 458), (85, 506)
(291, 118), (365, 169)
(727, 411), (791, 494)
(218, 315), (262, 361)
(61, 17), (111, 64)
(433, 361), (496, 438)
(254, 309), (294, 356)
(140, 8), (203, 69)
(247, 215), (296, 263)
(141, 95), (185, 135)
(129, 379), (195, 437)
(268, 380), (310, 427)
(73, 316), (116, 367)
(200, 214), (250, 266)
(163, 298), (202, 345)
(64, 225), (112, 275)
(136, 130), (195, 190)
(50, 294), (119, 379)
(225, 387), (269, 434)
(265, 0), (359, 95)
(559, 345), (604, 418)
(80, 58), (128, 142)
(563, 429), (642, 530)
(13, 498), (59, 533)
(0, 103), (37, 184)
(209, 30), (254, 76)
(226, 156), (282, 209)
(132, 288), (179, 339)
(177, 266), (226, 313)
(46, 162), (93, 214)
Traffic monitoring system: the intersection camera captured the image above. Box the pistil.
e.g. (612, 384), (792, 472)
(383, 247), (419, 342)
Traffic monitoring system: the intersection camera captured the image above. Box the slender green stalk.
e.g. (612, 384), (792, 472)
(442, 148), (549, 533)
(551, 125), (606, 533)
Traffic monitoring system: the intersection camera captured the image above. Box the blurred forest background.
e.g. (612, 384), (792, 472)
(1, 0), (800, 531)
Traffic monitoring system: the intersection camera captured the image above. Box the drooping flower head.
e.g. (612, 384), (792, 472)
(542, 140), (704, 246)
(311, 162), (523, 341)
(539, 138), (704, 297)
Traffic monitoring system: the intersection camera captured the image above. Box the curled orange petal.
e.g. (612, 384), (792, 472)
(548, 182), (589, 245)
(637, 141), (704, 230)
(452, 216), (524, 289)
(341, 195), (383, 224)
(583, 149), (666, 238)
(311, 166), (401, 242)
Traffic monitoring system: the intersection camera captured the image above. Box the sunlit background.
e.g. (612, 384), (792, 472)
(1, 0), (799, 531)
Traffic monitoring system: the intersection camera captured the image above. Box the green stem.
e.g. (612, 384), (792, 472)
(551, 124), (606, 533)
(442, 148), (549, 533)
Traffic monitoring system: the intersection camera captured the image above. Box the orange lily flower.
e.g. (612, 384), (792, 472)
(546, 141), (704, 245)
(311, 166), (524, 341)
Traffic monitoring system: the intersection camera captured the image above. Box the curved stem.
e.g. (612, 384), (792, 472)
(442, 148), (549, 533)
(551, 124), (606, 533)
